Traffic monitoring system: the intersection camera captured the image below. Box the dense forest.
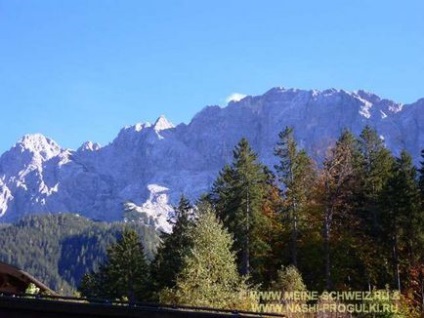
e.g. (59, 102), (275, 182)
(0, 213), (159, 294)
(2, 125), (424, 316)
(147, 125), (424, 315)
(205, 126), (424, 294)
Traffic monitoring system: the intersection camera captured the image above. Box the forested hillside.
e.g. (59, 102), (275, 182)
(0, 214), (159, 295)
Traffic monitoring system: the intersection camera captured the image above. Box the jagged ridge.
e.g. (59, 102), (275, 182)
(0, 87), (423, 229)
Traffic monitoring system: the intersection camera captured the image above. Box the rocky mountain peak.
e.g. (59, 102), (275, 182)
(153, 115), (174, 132)
(78, 141), (101, 152)
(17, 134), (61, 159)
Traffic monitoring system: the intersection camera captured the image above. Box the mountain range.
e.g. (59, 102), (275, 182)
(1, 87), (423, 230)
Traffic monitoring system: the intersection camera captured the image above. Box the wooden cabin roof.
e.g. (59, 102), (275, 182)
(0, 262), (56, 295)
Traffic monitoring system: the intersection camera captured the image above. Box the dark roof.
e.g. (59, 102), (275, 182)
(0, 262), (57, 295)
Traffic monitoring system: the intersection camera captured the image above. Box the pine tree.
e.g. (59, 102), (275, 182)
(357, 126), (394, 234)
(321, 129), (362, 289)
(419, 149), (424, 199)
(356, 126), (395, 287)
(78, 228), (150, 302)
(211, 138), (275, 282)
(274, 127), (315, 267)
(79, 272), (101, 299)
(150, 195), (193, 298)
(397, 150), (422, 265)
(160, 206), (251, 310)
(380, 150), (422, 290)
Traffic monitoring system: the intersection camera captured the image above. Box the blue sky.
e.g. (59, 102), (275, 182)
(0, 0), (423, 153)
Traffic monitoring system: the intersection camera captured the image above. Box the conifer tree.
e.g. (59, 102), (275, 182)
(79, 272), (99, 298)
(380, 150), (422, 290)
(150, 195), (193, 298)
(397, 150), (422, 264)
(321, 129), (362, 289)
(211, 138), (275, 282)
(274, 127), (315, 267)
(356, 126), (395, 286)
(357, 126), (394, 228)
(78, 228), (150, 302)
(160, 205), (252, 310)
(419, 149), (424, 200)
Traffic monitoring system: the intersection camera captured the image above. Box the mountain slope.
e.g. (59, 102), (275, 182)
(0, 87), (422, 225)
(0, 213), (159, 294)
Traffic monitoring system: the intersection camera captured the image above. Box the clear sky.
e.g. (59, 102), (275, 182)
(0, 0), (423, 153)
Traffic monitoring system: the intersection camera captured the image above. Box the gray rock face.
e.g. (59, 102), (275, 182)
(0, 87), (422, 226)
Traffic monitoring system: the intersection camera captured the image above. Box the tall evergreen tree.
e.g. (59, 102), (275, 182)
(380, 150), (422, 290)
(150, 195), (193, 298)
(356, 126), (395, 287)
(160, 205), (252, 310)
(211, 138), (276, 282)
(357, 126), (394, 233)
(274, 126), (315, 267)
(79, 228), (150, 302)
(321, 129), (362, 289)
(419, 149), (424, 200)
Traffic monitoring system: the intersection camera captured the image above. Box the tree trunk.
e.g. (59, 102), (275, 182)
(393, 231), (401, 291)
(324, 206), (332, 290)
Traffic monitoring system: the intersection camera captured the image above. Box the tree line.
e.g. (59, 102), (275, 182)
(78, 125), (424, 316)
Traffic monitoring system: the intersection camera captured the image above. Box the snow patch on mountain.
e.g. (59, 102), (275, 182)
(226, 93), (247, 103)
(124, 184), (173, 233)
(19, 134), (62, 159)
(78, 141), (101, 152)
(0, 180), (12, 217)
(380, 110), (388, 119)
(153, 115), (174, 132)
(354, 93), (373, 119)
